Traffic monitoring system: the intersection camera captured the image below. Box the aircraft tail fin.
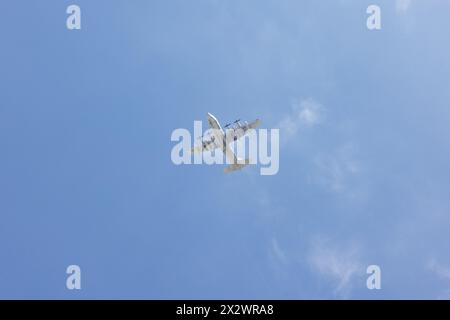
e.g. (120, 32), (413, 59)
(224, 159), (251, 173)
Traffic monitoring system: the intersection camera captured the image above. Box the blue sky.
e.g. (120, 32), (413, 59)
(1, 0), (450, 299)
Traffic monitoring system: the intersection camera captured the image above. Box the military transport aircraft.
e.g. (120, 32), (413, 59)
(191, 113), (261, 173)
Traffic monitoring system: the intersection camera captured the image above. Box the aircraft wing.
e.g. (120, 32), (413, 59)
(227, 119), (261, 141)
(248, 118), (261, 129)
(207, 112), (222, 130)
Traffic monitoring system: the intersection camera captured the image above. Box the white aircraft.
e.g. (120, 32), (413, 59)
(191, 113), (261, 173)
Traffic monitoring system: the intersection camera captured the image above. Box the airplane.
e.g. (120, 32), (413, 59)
(191, 113), (261, 173)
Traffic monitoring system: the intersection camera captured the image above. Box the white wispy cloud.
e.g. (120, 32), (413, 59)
(428, 259), (450, 280)
(307, 237), (363, 298)
(269, 237), (288, 266)
(277, 98), (324, 140)
(396, 0), (412, 13)
(277, 98), (366, 200)
(311, 143), (363, 198)
(427, 259), (450, 299)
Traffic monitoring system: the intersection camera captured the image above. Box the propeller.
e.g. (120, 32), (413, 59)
(225, 119), (241, 129)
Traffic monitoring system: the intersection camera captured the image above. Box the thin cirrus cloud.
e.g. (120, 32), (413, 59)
(307, 237), (363, 298)
(311, 143), (362, 196)
(427, 259), (450, 299)
(396, 0), (412, 13)
(427, 259), (450, 280)
(276, 98), (324, 141)
(269, 237), (288, 266)
(276, 98), (364, 199)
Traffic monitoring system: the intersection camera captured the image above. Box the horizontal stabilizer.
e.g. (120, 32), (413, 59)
(249, 119), (261, 129)
(224, 159), (251, 173)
